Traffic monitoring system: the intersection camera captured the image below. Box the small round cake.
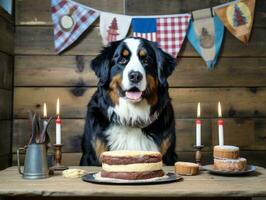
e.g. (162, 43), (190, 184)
(214, 145), (240, 159)
(175, 162), (199, 176)
(214, 158), (247, 171)
(100, 151), (164, 180)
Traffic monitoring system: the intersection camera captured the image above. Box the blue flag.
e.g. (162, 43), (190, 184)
(187, 8), (224, 69)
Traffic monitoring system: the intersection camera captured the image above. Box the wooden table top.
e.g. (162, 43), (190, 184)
(0, 166), (266, 197)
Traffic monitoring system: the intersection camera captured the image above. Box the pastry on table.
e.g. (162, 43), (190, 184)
(62, 169), (87, 178)
(214, 158), (247, 171)
(100, 151), (164, 180)
(175, 162), (199, 176)
(213, 145), (240, 159)
(213, 145), (247, 172)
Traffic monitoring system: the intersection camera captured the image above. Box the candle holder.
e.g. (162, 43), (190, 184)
(50, 144), (68, 171)
(193, 145), (204, 167)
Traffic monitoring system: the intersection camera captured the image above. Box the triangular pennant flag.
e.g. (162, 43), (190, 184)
(214, 0), (255, 44)
(100, 12), (132, 46)
(156, 15), (191, 57)
(132, 15), (191, 57)
(132, 18), (157, 42)
(51, 0), (99, 53)
(187, 8), (224, 69)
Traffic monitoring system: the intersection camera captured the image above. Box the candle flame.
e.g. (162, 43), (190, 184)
(43, 102), (47, 118)
(218, 101), (222, 117)
(56, 98), (60, 115)
(197, 102), (201, 118)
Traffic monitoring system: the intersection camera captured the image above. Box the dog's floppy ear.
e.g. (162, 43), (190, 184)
(91, 41), (121, 86)
(152, 43), (177, 85)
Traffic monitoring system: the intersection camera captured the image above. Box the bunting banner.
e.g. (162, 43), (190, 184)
(132, 15), (191, 57)
(214, 0), (255, 44)
(100, 12), (132, 46)
(50, 0), (256, 69)
(51, 0), (99, 53)
(187, 8), (224, 69)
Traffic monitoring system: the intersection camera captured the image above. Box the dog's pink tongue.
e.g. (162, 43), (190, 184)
(125, 91), (142, 100)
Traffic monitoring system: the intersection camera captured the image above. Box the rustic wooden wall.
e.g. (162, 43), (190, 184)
(0, 6), (14, 170)
(13, 0), (266, 167)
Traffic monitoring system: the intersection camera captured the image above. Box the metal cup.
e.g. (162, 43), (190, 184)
(17, 144), (49, 179)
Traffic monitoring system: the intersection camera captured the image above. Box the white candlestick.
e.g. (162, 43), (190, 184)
(56, 98), (61, 144)
(218, 121), (224, 146)
(218, 101), (224, 146)
(43, 102), (48, 130)
(56, 116), (61, 144)
(196, 120), (201, 146)
(196, 102), (201, 146)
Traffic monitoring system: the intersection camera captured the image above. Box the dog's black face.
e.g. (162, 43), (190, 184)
(91, 38), (176, 106)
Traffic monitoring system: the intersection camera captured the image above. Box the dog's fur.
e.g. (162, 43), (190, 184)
(80, 38), (177, 166)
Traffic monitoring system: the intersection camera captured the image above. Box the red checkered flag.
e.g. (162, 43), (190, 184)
(156, 14), (191, 57)
(51, 0), (99, 53)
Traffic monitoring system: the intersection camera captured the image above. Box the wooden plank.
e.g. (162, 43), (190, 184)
(0, 120), (11, 155)
(0, 197), (254, 200)
(15, 26), (266, 56)
(15, 56), (266, 87)
(13, 87), (266, 119)
(13, 119), (84, 153)
(13, 87), (96, 119)
(0, 89), (12, 120)
(0, 16), (14, 54)
(15, 0), (124, 25)
(12, 151), (266, 168)
(126, 0), (266, 28)
(0, 52), (13, 89)
(15, 26), (102, 56)
(15, 0), (266, 28)
(12, 118), (266, 154)
(14, 55), (96, 87)
(0, 154), (11, 170)
(13, 119), (212, 153)
(1, 167), (266, 198)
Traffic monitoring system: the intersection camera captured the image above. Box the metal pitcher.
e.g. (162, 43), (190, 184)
(17, 144), (49, 179)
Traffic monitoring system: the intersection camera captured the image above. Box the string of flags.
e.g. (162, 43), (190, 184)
(50, 0), (256, 69)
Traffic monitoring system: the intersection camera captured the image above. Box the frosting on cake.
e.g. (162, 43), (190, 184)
(102, 162), (162, 172)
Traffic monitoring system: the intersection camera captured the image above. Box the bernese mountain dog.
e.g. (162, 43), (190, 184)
(80, 37), (177, 166)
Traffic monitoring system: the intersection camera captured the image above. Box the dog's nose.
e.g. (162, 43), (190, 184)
(128, 71), (143, 83)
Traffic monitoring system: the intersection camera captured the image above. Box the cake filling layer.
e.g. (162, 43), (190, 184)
(101, 155), (162, 165)
(102, 162), (163, 172)
(101, 170), (164, 180)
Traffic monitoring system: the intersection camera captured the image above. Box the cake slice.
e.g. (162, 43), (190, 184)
(100, 151), (164, 180)
(175, 162), (199, 176)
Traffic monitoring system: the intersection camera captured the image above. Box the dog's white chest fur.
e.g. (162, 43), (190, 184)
(108, 97), (152, 126)
(104, 125), (158, 151)
(106, 97), (158, 151)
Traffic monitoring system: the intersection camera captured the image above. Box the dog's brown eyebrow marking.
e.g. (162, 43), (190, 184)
(122, 49), (129, 57)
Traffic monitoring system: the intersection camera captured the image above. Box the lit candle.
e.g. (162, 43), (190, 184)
(56, 98), (61, 145)
(43, 102), (48, 127)
(218, 101), (224, 146)
(196, 102), (201, 146)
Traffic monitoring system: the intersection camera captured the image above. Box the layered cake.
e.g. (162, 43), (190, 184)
(175, 162), (199, 176)
(213, 145), (247, 171)
(214, 145), (240, 159)
(100, 151), (164, 180)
